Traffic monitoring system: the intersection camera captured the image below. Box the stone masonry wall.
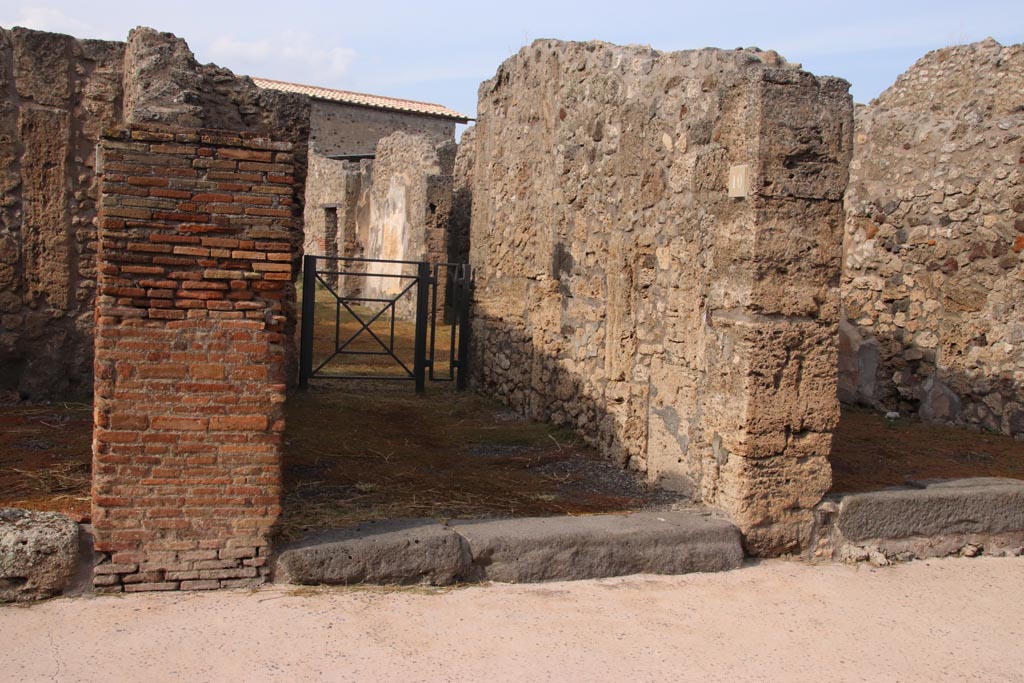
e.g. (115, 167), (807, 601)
(91, 126), (298, 592)
(841, 39), (1024, 437)
(0, 28), (124, 399)
(450, 126), (475, 268)
(301, 101), (456, 262)
(470, 40), (852, 554)
(302, 152), (354, 258)
(309, 99), (455, 158)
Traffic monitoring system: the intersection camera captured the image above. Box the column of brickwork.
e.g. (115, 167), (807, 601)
(91, 126), (298, 592)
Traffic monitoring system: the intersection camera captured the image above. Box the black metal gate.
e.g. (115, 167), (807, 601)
(298, 255), (471, 392)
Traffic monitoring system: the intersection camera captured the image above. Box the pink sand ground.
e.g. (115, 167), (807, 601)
(1, 556), (1022, 682)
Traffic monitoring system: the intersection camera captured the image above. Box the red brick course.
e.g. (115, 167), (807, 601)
(92, 125), (299, 593)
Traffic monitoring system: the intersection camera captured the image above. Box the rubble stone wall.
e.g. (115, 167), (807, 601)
(303, 153), (354, 258)
(310, 100), (455, 158)
(841, 39), (1024, 438)
(301, 102), (457, 267)
(469, 40), (852, 554)
(91, 126), (298, 592)
(450, 126), (475, 269)
(0, 27), (125, 399)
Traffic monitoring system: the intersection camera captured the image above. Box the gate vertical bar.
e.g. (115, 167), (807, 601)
(455, 264), (471, 391)
(299, 254), (316, 389)
(413, 261), (431, 393)
(428, 263), (440, 381)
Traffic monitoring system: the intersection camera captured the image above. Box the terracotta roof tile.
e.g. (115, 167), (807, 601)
(252, 77), (471, 121)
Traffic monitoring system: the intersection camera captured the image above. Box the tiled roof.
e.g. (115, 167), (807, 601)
(252, 77), (471, 122)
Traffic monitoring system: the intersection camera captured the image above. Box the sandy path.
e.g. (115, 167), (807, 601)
(1, 557), (1022, 682)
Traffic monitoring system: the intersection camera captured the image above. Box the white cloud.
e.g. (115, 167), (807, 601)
(207, 31), (357, 85)
(0, 6), (117, 40)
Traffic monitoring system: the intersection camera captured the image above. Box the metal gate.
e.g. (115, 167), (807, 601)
(297, 255), (471, 392)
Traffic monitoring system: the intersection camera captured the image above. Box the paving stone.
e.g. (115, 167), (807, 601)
(837, 478), (1024, 542)
(275, 519), (472, 586)
(451, 511), (744, 583)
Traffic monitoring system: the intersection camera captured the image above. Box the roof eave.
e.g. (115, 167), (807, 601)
(309, 95), (473, 123)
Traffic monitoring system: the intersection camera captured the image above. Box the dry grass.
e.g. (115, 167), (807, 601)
(7, 462), (91, 496)
(829, 405), (1024, 493)
(276, 378), (672, 542)
(0, 402), (93, 519)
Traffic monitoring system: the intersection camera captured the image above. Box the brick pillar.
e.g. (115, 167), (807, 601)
(91, 126), (298, 592)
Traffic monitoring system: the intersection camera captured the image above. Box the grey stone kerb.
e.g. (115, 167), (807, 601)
(808, 478), (1024, 563)
(274, 511), (745, 586)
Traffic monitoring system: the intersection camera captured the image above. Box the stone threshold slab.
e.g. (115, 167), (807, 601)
(810, 477), (1024, 563)
(274, 511), (744, 586)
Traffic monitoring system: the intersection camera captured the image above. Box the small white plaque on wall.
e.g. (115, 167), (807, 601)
(728, 164), (751, 198)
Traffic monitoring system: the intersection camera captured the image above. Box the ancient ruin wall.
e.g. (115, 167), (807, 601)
(310, 100), (455, 158)
(0, 26), (310, 400)
(841, 39), (1024, 437)
(361, 132), (454, 295)
(449, 126), (475, 267)
(92, 127), (298, 592)
(303, 153), (354, 259)
(469, 41), (852, 554)
(310, 132), (457, 317)
(301, 99), (457, 260)
(0, 28), (124, 399)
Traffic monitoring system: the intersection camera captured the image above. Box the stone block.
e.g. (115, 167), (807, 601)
(734, 319), (841, 441)
(1, 508), (80, 602)
(12, 27), (72, 107)
(756, 71), (852, 201)
(275, 519), (472, 586)
(717, 453), (832, 555)
(19, 107), (72, 311)
(837, 478), (1024, 542)
(452, 511), (744, 583)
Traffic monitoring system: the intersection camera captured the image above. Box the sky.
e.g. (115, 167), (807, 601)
(1, 0), (1022, 128)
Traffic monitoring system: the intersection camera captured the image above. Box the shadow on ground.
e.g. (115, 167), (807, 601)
(279, 380), (683, 541)
(1, 393), (1021, 532)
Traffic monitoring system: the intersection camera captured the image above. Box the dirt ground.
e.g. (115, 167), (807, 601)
(3, 389), (1021, 528)
(0, 401), (92, 521)
(830, 405), (1024, 493)
(279, 284), (685, 539)
(279, 381), (683, 540)
(0, 283), (1020, 524)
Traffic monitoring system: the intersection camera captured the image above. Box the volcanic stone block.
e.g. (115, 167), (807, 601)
(18, 107), (71, 311)
(452, 511), (744, 583)
(837, 478), (1024, 542)
(275, 519), (472, 586)
(11, 27), (72, 107)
